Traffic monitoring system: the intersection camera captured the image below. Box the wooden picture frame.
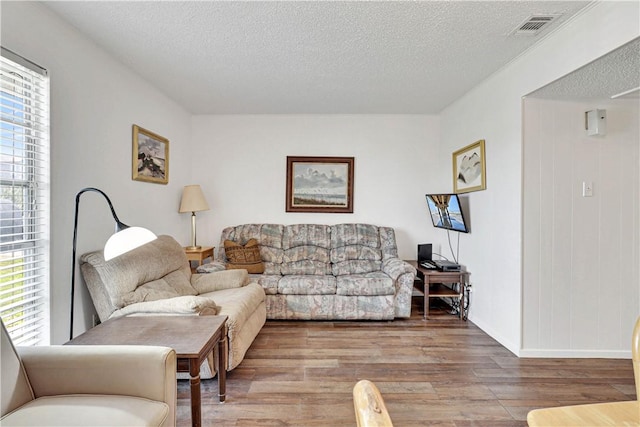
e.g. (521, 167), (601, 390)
(286, 156), (354, 213)
(452, 139), (486, 193)
(132, 125), (169, 185)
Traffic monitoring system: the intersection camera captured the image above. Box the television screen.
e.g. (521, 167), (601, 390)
(425, 193), (469, 233)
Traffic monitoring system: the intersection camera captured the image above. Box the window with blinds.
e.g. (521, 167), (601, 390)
(0, 48), (50, 346)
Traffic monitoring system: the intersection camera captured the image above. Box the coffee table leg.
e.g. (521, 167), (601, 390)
(218, 336), (227, 402)
(189, 359), (201, 427)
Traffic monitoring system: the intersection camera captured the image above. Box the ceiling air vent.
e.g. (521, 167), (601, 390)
(511, 14), (562, 36)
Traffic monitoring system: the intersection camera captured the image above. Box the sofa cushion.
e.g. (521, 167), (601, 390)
(277, 275), (337, 295)
(330, 224), (382, 275)
(281, 260), (332, 275)
(283, 245), (331, 263)
(336, 273), (394, 296)
(331, 224), (380, 249)
(224, 239), (265, 274)
(330, 245), (381, 263)
(283, 224), (331, 250)
(332, 260), (382, 276)
(80, 235), (197, 313)
(251, 274), (281, 295)
(281, 225), (331, 275)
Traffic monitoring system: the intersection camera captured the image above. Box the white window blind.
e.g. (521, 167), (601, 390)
(0, 48), (50, 346)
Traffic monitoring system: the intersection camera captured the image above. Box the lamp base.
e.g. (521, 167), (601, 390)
(185, 245), (202, 251)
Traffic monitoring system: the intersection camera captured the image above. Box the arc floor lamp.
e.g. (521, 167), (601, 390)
(70, 187), (157, 340)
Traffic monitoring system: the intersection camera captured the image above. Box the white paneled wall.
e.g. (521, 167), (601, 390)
(522, 98), (639, 357)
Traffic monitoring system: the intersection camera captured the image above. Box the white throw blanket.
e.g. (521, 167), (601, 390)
(110, 295), (220, 319)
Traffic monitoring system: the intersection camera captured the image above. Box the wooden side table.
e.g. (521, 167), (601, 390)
(406, 260), (470, 320)
(184, 246), (214, 271)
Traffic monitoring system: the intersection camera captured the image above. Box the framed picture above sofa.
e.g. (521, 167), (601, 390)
(286, 156), (354, 213)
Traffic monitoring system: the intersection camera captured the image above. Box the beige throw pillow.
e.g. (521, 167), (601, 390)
(224, 238), (265, 274)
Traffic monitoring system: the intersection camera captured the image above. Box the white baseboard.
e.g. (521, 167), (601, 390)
(468, 314), (519, 356)
(519, 348), (632, 359)
(469, 315), (632, 359)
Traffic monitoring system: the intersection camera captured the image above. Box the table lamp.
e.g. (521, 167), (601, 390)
(70, 187), (157, 340)
(179, 184), (210, 250)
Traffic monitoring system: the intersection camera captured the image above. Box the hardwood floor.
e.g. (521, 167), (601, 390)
(177, 300), (636, 426)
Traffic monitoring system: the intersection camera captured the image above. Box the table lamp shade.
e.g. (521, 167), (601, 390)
(179, 185), (209, 213)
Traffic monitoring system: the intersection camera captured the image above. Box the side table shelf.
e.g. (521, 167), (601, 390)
(406, 260), (470, 321)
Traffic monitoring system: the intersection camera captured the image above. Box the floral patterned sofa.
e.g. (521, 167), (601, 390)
(198, 223), (416, 320)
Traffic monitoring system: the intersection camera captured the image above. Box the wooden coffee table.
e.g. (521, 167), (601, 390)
(67, 315), (227, 427)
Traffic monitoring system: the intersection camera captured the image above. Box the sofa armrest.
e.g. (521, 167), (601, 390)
(382, 258), (416, 281)
(191, 269), (249, 293)
(18, 345), (176, 405)
(110, 295), (220, 318)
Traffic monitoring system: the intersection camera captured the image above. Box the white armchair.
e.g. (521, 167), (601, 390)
(1, 320), (177, 427)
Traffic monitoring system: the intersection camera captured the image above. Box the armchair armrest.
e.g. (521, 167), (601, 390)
(18, 345), (176, 404)
(191, 269), (249, 293)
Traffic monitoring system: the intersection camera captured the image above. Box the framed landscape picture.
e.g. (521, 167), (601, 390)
(132, 125), (169, 184)
(452, 139), (486, 193)
(286, 156), (354, 213)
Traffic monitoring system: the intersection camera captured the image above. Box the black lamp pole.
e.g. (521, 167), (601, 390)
(69, 187), (129, 340)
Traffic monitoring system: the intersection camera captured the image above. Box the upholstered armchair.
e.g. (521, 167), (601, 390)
(1, 321), (177, 427)
(80, 235), (266, 376)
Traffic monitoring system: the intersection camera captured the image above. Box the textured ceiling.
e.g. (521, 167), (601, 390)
(529, 38), (640, 100)
(43, 1), (593, 114)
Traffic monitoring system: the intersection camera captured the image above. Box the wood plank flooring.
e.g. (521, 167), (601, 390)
(177, 300), (636, 426)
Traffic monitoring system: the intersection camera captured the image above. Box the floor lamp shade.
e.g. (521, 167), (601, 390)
(179, 185), (210, 250)
(104, 226), (157, 261)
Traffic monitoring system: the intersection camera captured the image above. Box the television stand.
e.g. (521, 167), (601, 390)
(407, 260), (470, 320)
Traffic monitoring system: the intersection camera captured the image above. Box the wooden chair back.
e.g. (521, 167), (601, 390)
(353, 380), (393, 427)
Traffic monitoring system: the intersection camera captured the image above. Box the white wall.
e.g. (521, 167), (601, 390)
(439, 2), (639, 355)
(522, 98), (639, 357)
(1, 1), (194, 344)
(190, 115), (443, 260)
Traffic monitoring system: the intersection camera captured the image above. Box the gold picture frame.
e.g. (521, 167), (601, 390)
(132, 125), (169, 185)
(452, 139), (486, 193)
(286, 156), (354, 213)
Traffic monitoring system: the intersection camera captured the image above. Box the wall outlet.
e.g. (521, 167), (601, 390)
(582, 181), (594, 197)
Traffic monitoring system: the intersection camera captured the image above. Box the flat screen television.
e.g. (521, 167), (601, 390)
(425, 193), (469, 233)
